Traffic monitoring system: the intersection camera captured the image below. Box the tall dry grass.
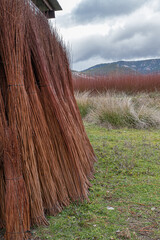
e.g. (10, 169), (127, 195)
(75, 91), (160, 129)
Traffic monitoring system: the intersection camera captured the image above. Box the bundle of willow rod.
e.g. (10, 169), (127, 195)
(0, 91), (31, 240)
(0, 0), (96, 239)
(0, 92), (5, 230)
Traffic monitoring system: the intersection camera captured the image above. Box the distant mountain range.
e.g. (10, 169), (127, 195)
(76, 59), (160, 76)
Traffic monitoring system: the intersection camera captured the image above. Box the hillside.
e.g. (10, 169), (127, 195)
(80, 58), (160, 76)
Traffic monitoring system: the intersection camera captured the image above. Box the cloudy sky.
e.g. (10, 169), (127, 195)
(52, 0), (160, 71)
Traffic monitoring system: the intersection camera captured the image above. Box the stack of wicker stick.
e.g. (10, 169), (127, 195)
(0, 0), (96, 239)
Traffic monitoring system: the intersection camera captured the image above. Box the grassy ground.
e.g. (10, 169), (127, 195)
(34, 123), (160, 240)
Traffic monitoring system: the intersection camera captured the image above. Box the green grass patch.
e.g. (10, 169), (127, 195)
(77, 102), (91, 118)
(34, 123), (160, 240)
(99, 111), (125, 127)
(99, 111), (138, 128)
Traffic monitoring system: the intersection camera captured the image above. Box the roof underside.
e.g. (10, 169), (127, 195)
(31, 0), (62, 18)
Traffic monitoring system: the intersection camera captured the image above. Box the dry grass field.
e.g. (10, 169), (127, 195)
(75, 91), (160, 129)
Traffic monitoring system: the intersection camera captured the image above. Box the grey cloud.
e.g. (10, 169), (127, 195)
(71, 0), (148, 24)
(57, 0), (149, 27)
(111, 16), (160, 43)
(72, 17), (160, 67)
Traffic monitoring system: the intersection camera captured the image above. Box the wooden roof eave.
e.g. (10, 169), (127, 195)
(31, 0), (62, 18)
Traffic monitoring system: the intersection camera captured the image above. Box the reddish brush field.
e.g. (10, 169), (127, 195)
(73, 74), (160, 92)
